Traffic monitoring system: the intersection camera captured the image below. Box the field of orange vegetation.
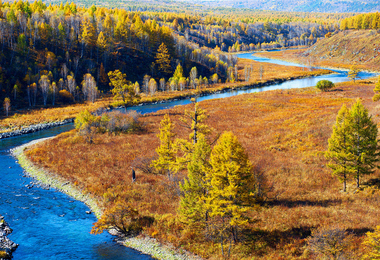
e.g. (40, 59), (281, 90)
(0, 58), (330, 134)
(255, 30), (380, 72)
(24, 76), (380, 259)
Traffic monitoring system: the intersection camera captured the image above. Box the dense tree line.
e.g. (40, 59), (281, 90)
(340, 12), (380, 30)
(0, 0), (235, 110)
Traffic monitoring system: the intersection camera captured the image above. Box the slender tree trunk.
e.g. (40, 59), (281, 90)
(343, 173), (346, 192)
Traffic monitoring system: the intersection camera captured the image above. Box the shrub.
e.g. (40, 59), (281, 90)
(362, 226), (380, 259)
(308, 227), (351, 259)
(316, 80), (335, 91)
(101, 110), (143, 134)
(58, 90), (74, 103)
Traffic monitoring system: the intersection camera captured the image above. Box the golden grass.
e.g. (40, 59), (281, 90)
(24, 77), (380, 259)
(0, 58), (330, 134)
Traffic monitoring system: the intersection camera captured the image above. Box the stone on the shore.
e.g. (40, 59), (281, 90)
(0, 215), (18, 260)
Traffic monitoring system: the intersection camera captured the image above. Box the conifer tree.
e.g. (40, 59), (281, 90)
(326, 100), (379, 189)
(348, 99), (379, 188)
(179, 134), (211, 225)
(108, 70), (140, 110)
(152, 114), (176, 178)
(326, 105), (353, 192)
(205, 132), (255, 254)
(155, 43), (172, 75)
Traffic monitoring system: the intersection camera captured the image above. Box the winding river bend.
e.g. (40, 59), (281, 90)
(1, 53), (376, 259)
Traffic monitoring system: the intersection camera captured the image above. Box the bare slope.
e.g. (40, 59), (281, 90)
(255, 30), (380, 72)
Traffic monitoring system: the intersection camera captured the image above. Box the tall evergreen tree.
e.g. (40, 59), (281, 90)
(326, 100), (379, 189)
(204, 132), (256, 255)
(179, 135), (211, 225)
(348, 99), (379, 188)
(155, 43), (172, 75)
(151, 114), (176, 178)
(326, 105), (353, 192)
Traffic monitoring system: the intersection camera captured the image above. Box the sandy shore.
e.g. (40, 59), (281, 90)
(11, 137), (201, 260)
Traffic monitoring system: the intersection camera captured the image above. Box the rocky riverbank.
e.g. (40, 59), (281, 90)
(0, 118), (74, 139)
(12, 138), (201, 260)
(0, 215), (18, 260)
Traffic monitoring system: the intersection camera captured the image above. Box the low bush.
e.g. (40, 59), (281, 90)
(316, 80), (335, 91)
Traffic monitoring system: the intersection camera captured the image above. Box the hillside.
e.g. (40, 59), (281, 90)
(181, 0), (380, 13)
(255, 30), (380, 72)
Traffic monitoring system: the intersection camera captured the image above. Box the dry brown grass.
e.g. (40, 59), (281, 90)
(0, 58), (330, 134)
(255, 30), (380, 72)
(24, 76), (380, 259)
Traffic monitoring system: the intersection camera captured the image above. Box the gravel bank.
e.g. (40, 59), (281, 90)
(0, 119), (74, 139)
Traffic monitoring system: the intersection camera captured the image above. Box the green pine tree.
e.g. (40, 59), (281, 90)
(326, 104), (354, 192)
(151, 114), (176, 178)
(178, 134), (211, 225)
(348, 99), (379, 188)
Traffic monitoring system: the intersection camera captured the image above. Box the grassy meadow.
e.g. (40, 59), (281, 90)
(23, 76), (380, 259)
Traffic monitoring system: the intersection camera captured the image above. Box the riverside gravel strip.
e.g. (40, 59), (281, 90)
(12, 138), (202, 260)
(0, 119), (74, 139)
(0, 215), (18, 260)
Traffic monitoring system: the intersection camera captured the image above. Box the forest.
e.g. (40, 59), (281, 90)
(0, 0), (352, 115)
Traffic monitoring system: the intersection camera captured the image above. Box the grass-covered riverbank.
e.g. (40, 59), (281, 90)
(23, 77), (380, 259)
(1, 57), (330, 136)
(12, 138), (201, 260)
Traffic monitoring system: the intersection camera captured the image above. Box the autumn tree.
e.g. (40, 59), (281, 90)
(348, 65), (360, 82)
(148, 78), (157, 96)
(155, 43), (172, 75)
(179, 134), (211, 225)
(325, 105), (352, 192)
(347, 99), (379, 188)
(39, 75), (50, 106)
(108, 70), (140, 110)
(179, 99), (211, 145)
(326, 100), (379, 189)
(190, 67), (197, 89)
(372, 76), (380, 101)
(363, 226), (380, 260)
(205, 132), (256, 256)
(91, 200), (139, 235)
(74, 109), (99, 143)
(82, 73), (98, 103)
(67, 75), (77, 101)
(3, 97), (10, 116)
(151, 114), (177, 178)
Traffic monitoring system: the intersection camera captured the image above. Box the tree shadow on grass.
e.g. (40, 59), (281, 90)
(265, 199), (342, 208)
(363, 178), (380, 189)
(241, 226), (313, 256)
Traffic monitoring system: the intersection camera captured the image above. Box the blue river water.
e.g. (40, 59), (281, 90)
(0, 53), (376, 259)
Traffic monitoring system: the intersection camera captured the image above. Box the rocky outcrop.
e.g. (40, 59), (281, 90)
(0, 118), (74, 139)
(0, 215), (18, 259)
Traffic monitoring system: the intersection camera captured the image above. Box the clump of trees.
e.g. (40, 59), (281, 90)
(74, 109), (143, 143)
(315, 80), (335, 92)
(325, 99), (379, 191)
(151, 102), (264, 257)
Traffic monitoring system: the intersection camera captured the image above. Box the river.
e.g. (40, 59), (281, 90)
(0, 53), (376, 259)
